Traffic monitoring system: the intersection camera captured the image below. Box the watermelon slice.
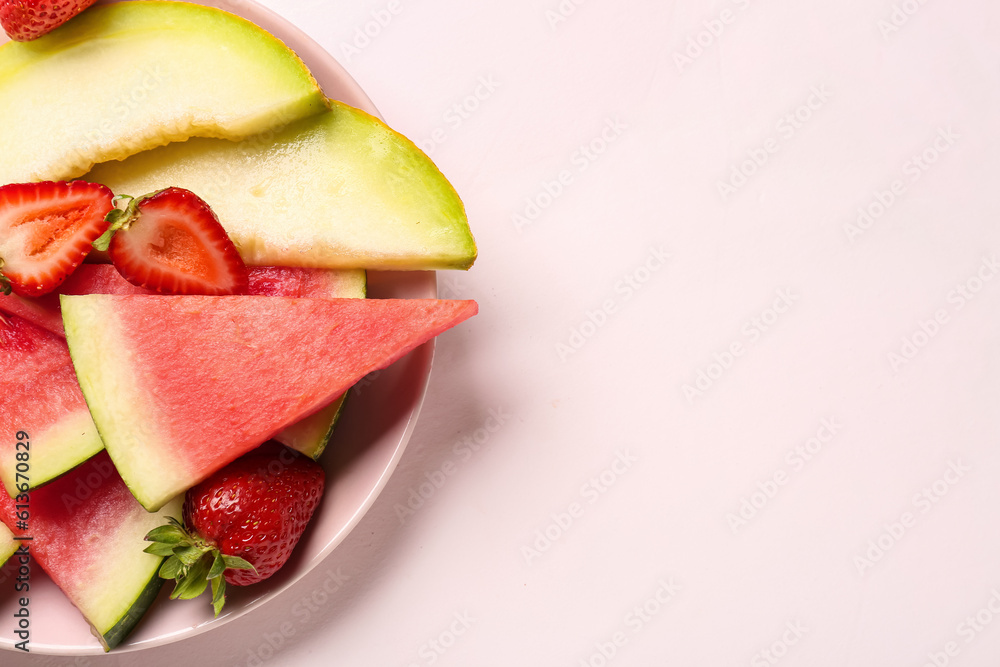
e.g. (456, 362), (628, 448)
(0, 452), (182, 651)
(61, 295), (478, 511)
(0, 314), (104, 496)
(0, 522), (15, 568)
(0, 265), (367, 459)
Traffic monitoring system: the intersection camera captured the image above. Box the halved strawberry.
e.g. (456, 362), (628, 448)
(0, 0), (98, 41)
(0, 180), (113, 297)
(96, 187), (249, 296)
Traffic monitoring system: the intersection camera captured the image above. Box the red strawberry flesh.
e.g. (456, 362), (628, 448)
(108, 187), (249, 295)
(0, 0), (98, 41)
(0, 180), (113, 297)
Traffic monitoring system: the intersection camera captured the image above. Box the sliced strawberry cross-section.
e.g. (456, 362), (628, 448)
(0, 180), (114, 297)
(97, 187), (249, 296)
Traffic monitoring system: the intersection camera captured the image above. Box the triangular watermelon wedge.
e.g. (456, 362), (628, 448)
(0, 451), (182, 651)
(61, 295), (477, 511)
(0, 314), (105, 496)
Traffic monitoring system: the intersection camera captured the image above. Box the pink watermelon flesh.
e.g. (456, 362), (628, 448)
(1, 264), (365, 459)
(61, 295), (478, 511)
(0, 291), (63, 337)
(0, 264), (365, 337)
(0, 314), (104, 496)
(0, 451), (182, 651)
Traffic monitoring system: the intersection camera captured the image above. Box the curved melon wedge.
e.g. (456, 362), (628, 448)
(0, 0), (327, 183)
(0, 452), (183, 651)
(86, 101), (477, 270)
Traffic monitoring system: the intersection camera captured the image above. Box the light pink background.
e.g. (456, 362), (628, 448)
(8, 0), (1000, 665)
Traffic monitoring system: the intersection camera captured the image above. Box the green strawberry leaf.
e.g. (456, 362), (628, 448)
(93, 194), (139, 251)
(145, 524), (189, 544)
(208, 551), (226, 580)
(211, 576), (226, 617)
(143, 542), (178, 557)
(222, 554), (256, 573)
(173, 544), (206, 567)
(158, 555), (184, 580)
(170, 555), (211, 601)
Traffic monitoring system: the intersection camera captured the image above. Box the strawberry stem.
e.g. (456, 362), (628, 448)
(92, 194), (139, 252)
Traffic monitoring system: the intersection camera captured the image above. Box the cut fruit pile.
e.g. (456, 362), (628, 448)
(0, 0), (478, 653)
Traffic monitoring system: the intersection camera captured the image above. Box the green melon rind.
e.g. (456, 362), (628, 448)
(277, 391), (348, 460)
(0, 524), (16, 568)
(85, 100), (477, 270)
(88, 495), (183, 652)
(0, 0), (328, 183)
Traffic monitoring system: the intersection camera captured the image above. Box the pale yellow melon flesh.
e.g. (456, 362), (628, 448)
(0, 0), (327, 183)
(85, 101), (478, 271)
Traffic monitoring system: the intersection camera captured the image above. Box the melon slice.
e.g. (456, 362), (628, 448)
(0, 314), (104, 496)
(0, 1), (327, 183)
(85, 101), (477, 270)
(0, 264), (365, 459)
(0, 452), (182, 651)
(61, 295), (477, 511)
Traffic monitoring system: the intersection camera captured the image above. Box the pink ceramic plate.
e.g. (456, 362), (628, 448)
(0, 0), (436, 654)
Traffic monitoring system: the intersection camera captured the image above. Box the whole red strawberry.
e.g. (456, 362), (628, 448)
(0, 0), (98, 41)
(144, 442), (325, 615)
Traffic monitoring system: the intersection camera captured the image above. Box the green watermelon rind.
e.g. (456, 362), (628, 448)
(96, 568), (165, 652)
(0, 523), (16, 568)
